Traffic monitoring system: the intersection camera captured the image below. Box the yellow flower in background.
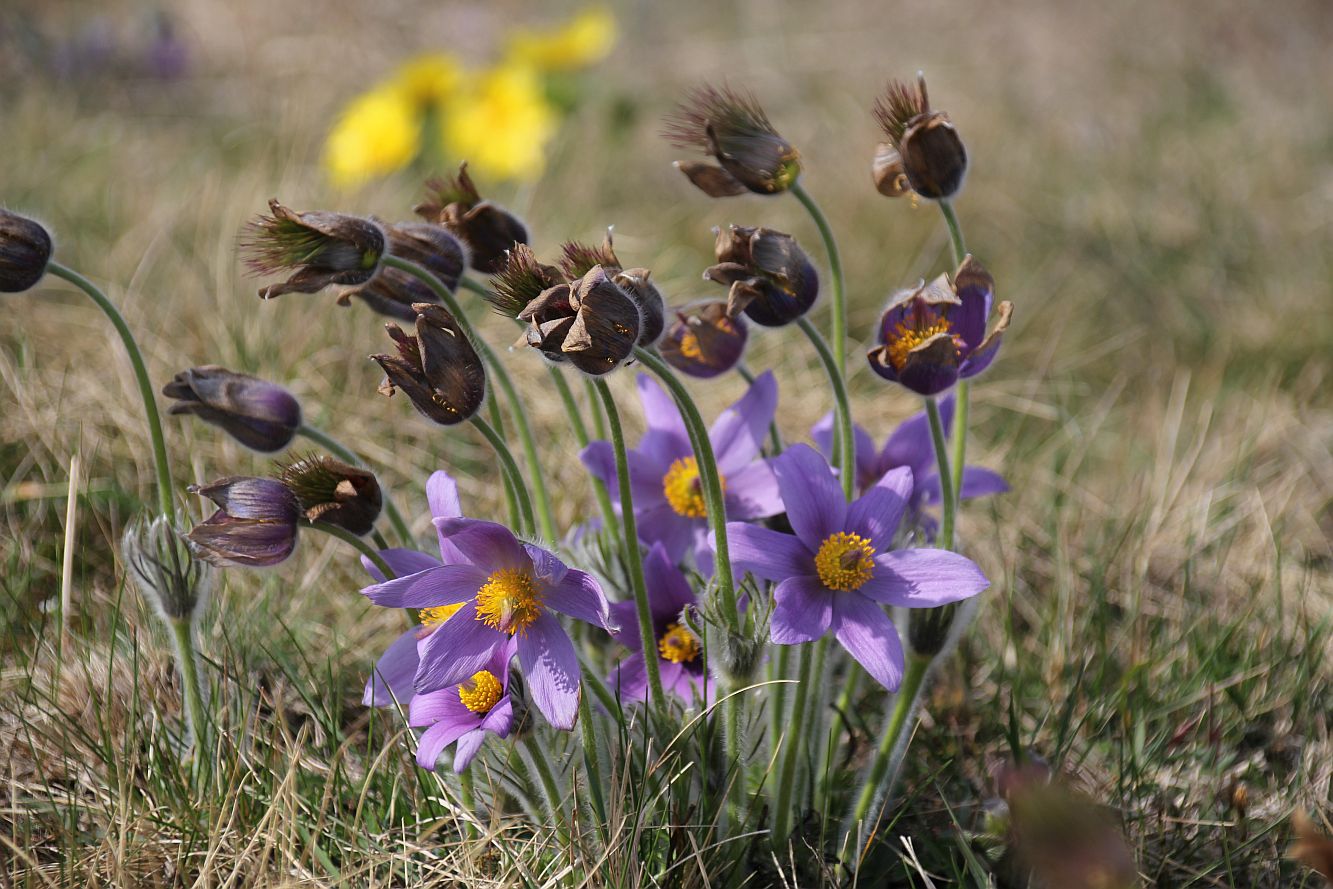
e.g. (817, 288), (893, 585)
(324, 86), (420, 187)
(391, 52), (463, 106)
(505, 7), (617, 71)
(443, 64), (556, 182)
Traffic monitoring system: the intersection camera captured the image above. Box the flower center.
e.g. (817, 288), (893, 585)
(474, 568), (543, 636)
(678, 330), (704, 361)
(814, 532), (876, 591)
(418, 603), (464, 632)
(662, 457), (724, 518)
(657, 623), (701, 664)
(886, 317), (958, 370)
(458, 669), (503, 714)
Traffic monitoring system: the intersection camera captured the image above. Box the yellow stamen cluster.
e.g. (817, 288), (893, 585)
(458, 669), (503, 714)
(814, 532), (876, 591)
(885, 318), (958, 371)
(657, 623), (701, 664)
(475, 568), (543, 636)
(678, 330), (704, 361)
(418, 603), (464, 629)
(662, 456), (725, 518)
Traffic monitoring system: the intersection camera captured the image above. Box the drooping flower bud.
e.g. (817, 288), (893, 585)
(0, 209), (53, 293)
(241, 200), (385, 299)
(704, 225), (818, 327)
(122, 514), (216, 621)
(487, 243), (564, 319)
(278, 454), (382, 537)
(560, 231), (665, 347)
(664, 85), (801, 197)
(415, 164), (528, 274)
(872, 74), (968, 201)
(187, 477), (301, 567)
(659, 300), (748, 378)
(517, 265), (640, 375)
(338, 221), (467, 321)
(163, 366), (302, 452)
(371, 303), (486, 425)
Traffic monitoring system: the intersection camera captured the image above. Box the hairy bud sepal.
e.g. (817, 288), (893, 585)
(278, 453), (383, 537)
(241, 200), (385, 299)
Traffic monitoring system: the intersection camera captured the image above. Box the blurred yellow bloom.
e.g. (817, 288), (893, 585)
(391, 52), (463, 106)
(324, 86), (420, 187)
(443, 65), (556, 182)
(505, 7), (616, 72)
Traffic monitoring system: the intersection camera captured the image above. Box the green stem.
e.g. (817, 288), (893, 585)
(790, 181), (848, 379)
(842, 654), (931, 873)
(523, 732), (566, 834)
(169, 617), (208, 754)
(939, 200), (967, 265)
(305, 520), (397, 581)
(938, 199), (970, 532)
(767, 641), (790, 762)
(47, 262), (175, 520)
(470, 415), (536, 537)
(487, 393), (523, 531)
(577, 686), (610, 840)
(772, 643), (814, 847)
(584, 378), (608, 440)
(795, 318), (855, 501)
(458, 769), (479, 839)
(296, 424), (413, 547)
(382, 256), (557, 542)
(590, 379), (666, 710)
(924, 398), (957, 549)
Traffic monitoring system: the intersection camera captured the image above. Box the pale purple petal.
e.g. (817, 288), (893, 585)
(480, 697), (514, 736)
(608, 599), (643, 650)
(518, 613), (581, 730)
(433, 517), (529, 571)
(609, 652), (649, 702)
(579, 441), (664, 505)
(361, 548), (442, 583)
(881, 397), (952, 478)
(362, 563), (488, 609)
(414, 601), (505, 691)
(833, 593), (905, 691)
(845, 466), (913, 549)
(659, 659), (684, 692)
(726, 523), (811, 582)
(860, 549), (989, 607)
(769, 575), (834, 644)
(637, 503), (701, 563)
(812, 412), (878, 491)
(524, 543), (569, 587)
(710, 370), (777, 475)
(409, 685), (471, 727)
(426, 471), (462, 520)
(545, 568), (613, 630)
(643, 543), (696, 618)
(723, 460), (783, 520)
(416, 716), (475, 770)
(636, 374), (692, 467)
(959, 467), (1008, 500)
(772, 444), (847, 547)
(452, 729), (487, 772)
(363, 628), (421, 707)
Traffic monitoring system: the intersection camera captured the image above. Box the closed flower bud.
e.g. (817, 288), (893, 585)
(122, 514), (215, 621)
(163, 365), (302, 452)
(560, 232), (665, 347)
(660, 300), (748, 378)
(704, 225), (818, 327)
(0, 209), (53, 293)
(372, 303), (486, 425)
(487, 243), (564, 319)
(338, 221), (467, 321)
(415, 163), (528, 274)
(278, 454), (382, 537)
(517, 266), (640, 375)
(187, 477), (301, 567)
(665, 85), (801, 197)
(872, 74), (967, 201)
(241, 200), (385, 299)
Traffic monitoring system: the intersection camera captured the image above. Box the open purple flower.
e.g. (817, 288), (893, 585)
(579, 371), (782, 570)
(362, 515), (614, 730)
(410, 640), (517, 772)
(725, 444), (989, 690)
(811, 394), (1007, 529)
(608, 544), (713, 705)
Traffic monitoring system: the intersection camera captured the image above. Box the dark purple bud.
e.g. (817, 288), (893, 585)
(163, 365), (301, 452)
(660, 300), (748, 378)
(557, 266), (640, 376)
(0, 209), (53, 293)
(339, 221), (467, 320)
(240, 200), (385, 299)
(371, 303), (486, 425)
(278, 454), (382, 537)
(704, 225), (818, 327)
(664, 85), (801, 196)
(559, 231), (664, 348)
(415, 164), (527, 274)
(186, 477), (301, 567)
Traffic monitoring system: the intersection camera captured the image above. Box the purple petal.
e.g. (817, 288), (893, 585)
(726, 522), (810, 582)
(710, 370), (777, 475)
(361, 548), (442, 583)
(635, 374), (691, 467)
(951, 265), (993, 351)
(860, 548), (989, 607)
(409, 685), (471, 727)
(898, 359), (960, 397)
(811, 412), (878, 492)
(881, 396), (953, 478)
(769, 575), (834, 644)
(845, 466), (913, 549)
(659, 659), (684, 693)
(643, 542), (696, 618)
(959, 333), (1003, 379)
(579, 441), (662, 505)
(609, 653), (649, 703)
(414, 601), (505, 691)
(433, 517), (528, 571)
(811, 412), (836, 460)
(723, 460), (784, 520)
(672, 667), (712, 706)
(772, 444), (847, 547)
(452, 729), (487, 772)
(960, 467), (1008, 500)
(518, 613), (581, 730)
(832, 593), (905, 691)
(426, 470), (463, 520)
(636, 503), (702, 564)
(362, 563), (488, 609)
(416, 716), (475, 770)
(608, 599), (643, 650)
(481, 697), (514, 736)
(363, 628), (422, 707)
(545, 568), (613, 630)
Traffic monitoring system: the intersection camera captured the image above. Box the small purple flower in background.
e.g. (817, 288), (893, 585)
(608, 544), (713, 705)
(866, 256), (1012, 396)
(812, 394), (1007, 530)
(580, 371), (782, 570)
(724, 444), (989, 690)
(410, 640), (517, 772)
(362, 514), (613, 730)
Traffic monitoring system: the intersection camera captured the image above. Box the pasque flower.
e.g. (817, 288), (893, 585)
(872, 74), (968, 201)
(665, 85), (801, 197)
(339, 222), (466, 321)
(560, 232), (665, 347)
(186, 477), (301, 567)
(411, 639), (518, 772)
(866, 255), (1012, 396)
(163, 365), (302, 452)
(416, 164), (529, 273)
(362, 515), (614, 730)
(659, 300), (748, 378)
(241, 200), (386, 299)
(725, 444), (988, 690)
(278, 454), (383, 537)
(0, 209), (53, 293)
(704, 225), (818, 327)
(371, 303), (486, 425)
(608, 544), (712, 705)
(514, 264), (641, 376)
(580, 371), (782, 569)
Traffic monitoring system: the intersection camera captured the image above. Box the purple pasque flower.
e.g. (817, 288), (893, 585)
(724, 444), (989, 690)
(362, 515), (614, 731)
(579, 371), (782, 570)
(866, 256), (1012, 396)
(811, 394), (1007, 521)
(410, 639), (517, 772)
(608, 543), (713, 705)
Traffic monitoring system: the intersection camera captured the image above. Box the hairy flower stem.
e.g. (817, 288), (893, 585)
(767, 641), (791, 761)
(591, 379), (666, 710)
(925, 397), (958, 549)
(523, 732), (568, 838)
(795, 318), (855, 500)
(551, 367), (618, 532)
(169, 616), (209, 757)
(296, 424), (413, 546)
(470, 415), (537, 537)
(383, 256), (557, 542)
(939, 200), (971, 534)
(304, 519), (398, 581)
(577, 686), (610, 842)
(790, 182), (847, 379)
(46, 262), (175, 521)
(458, 769), (479, 839)
(486, 394), (524, 532)
(772, 642), (815, 847)
(842, 653), (931, 874)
